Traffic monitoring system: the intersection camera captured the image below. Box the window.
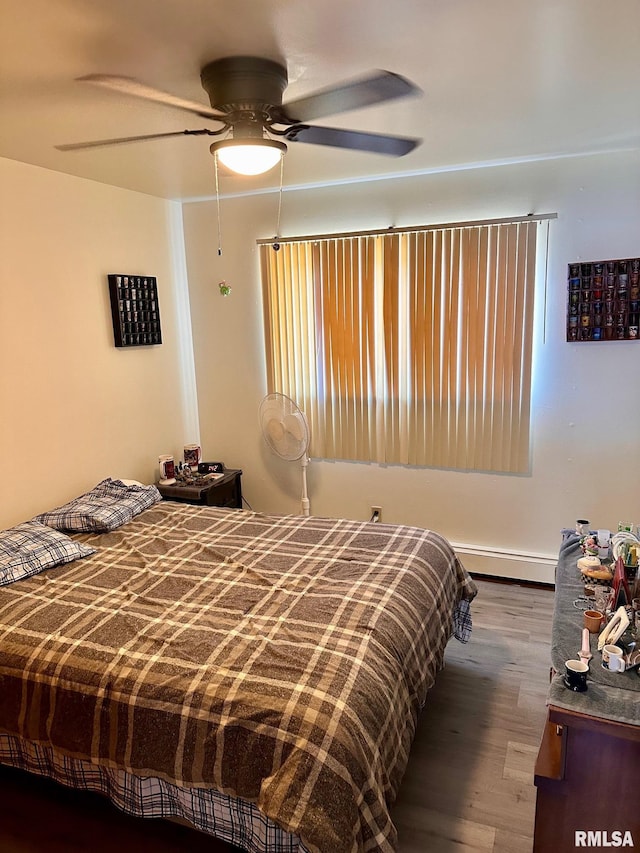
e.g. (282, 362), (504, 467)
(260, 218), (540, 474)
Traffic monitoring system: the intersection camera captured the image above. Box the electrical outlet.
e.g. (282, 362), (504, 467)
(370, 505), (382, 522)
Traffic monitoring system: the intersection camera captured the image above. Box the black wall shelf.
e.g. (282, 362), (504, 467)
(567, 257), (639, 342)
(108, 274), (162, 347)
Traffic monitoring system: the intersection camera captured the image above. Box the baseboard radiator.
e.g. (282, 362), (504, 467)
(450, 540), (557, 585)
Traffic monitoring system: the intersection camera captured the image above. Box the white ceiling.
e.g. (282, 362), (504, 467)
(1, 0), (639, 201)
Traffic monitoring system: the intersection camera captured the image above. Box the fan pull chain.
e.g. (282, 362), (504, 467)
(272, 156), (284, 252)
(214, 152), (223, 256)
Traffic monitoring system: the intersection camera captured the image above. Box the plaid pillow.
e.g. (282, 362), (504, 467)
(0, 521), (96, 586)
(34, 478), (162, 533)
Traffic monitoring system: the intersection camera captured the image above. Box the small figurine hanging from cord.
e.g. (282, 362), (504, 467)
(213, 148), (285, 296)
(213, 151), (232, 296)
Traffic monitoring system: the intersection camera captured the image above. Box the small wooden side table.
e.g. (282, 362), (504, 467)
(157, 469), (243, 509)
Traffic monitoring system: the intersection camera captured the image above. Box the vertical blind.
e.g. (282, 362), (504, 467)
(260, 219), (538, 474)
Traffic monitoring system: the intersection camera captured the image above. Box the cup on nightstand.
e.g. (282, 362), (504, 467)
(159, 454), (176, 484)
(184, 444), (202, 471)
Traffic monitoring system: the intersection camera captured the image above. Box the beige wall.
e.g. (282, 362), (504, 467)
(182, 149), (640, 582)
(2, 151), (638, 582)
(0, 158), (198, 527)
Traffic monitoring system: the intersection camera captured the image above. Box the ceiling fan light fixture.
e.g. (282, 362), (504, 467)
(210, 138), (287, 176)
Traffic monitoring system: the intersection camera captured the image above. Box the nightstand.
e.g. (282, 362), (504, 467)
(157, 469), (243, 509)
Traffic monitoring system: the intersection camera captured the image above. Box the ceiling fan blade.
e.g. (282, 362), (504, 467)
(286, 124), (420, 157)
(281, 70), (420, 123)
(55, 129), (216, 151)
(77, 74), (226, 121)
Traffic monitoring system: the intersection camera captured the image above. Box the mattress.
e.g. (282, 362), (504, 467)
(0, 503), (476, 852)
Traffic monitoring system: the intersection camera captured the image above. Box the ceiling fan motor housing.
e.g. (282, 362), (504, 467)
(200, 56), (288, 115)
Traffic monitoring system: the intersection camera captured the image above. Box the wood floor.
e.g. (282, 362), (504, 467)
(393, 578), (554, 853)
(0, 578), (554, 853)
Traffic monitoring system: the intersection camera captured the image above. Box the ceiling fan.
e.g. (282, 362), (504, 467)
(57, 56), (422, 175)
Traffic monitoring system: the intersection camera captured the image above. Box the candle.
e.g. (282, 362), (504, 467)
(578, 628), (593, 663)
(581, 628), (590, 654)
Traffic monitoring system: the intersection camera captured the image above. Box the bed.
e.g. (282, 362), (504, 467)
(0, 483), (477, 853)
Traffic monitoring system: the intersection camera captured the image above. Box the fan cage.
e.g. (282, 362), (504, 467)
(259, 393), (309, 461)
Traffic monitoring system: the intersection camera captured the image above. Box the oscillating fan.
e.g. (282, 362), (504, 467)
(259, 393), (311, 516)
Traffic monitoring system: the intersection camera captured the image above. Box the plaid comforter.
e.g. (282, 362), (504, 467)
(0, 503), (476, 852)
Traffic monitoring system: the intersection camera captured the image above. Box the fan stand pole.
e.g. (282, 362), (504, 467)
(301, 456), (310, 517)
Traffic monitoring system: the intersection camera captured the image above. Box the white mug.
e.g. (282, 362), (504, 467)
(184, 444), (202, 470)
(602, 644), (625, 672)
(158, 454), (176, 483)
(608, 654), (626, 673)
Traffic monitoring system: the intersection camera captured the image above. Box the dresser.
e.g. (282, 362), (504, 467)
(533, 535), (639, 851)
